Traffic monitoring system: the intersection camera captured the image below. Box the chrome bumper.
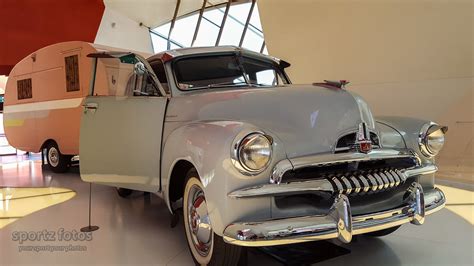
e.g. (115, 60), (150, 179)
(223, 183), (445, 247)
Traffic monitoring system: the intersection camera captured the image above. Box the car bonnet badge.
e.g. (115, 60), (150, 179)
(356, 122), (372, 153)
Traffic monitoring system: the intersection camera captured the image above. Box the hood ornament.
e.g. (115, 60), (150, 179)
(356, 122), (372, 153)
(313, 80), (350, 89)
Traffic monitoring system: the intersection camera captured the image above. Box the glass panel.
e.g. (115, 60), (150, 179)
(169, 13), (199, 47)
(219, 3), (251, 46)
(249, 2), (263, 33)
(17, 79), (32, 100)
(64, 55), (80, 92)
(149, 2), (268, 53)
(241, 2), (264, 52)
(194, 19), (219, 47)
(154, 23), (171, 37)
(151, 33), (168, 53)
(170, 43), (181, 50)
(241, 29), (263, 52)
(242, 57), (286, 86)
(203, 6), (224, 26)
(174, 55), (246, 90)
(255, 70), (277, 86)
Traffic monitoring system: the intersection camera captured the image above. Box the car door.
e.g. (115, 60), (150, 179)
(79, 53), (167, 192)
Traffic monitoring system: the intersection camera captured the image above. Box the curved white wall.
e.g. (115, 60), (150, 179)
(94, 7), (154, 54)
(259, 0), (473, 182)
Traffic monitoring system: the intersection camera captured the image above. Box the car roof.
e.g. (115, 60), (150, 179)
(147, 46), (283, 65)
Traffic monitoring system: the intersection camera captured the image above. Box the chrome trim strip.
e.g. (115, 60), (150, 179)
(291, 149), (414, 169)
(223, 187), (445, 247)
(270, 159), (292, 184)
(228, 179), (334, 198)
(270, 149), (415, 185)
(350, 175), (361, 193)
(373, 173), (384, 190)
(340, 176), (352, 194)
(229, 165), (437, 199)
(404, 165), (437, 177)
(379, 172), (390, 189)
(385, 170), (395, 187)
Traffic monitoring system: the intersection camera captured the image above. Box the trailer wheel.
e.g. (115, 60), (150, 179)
(116, 188), (133, 198)
(45, 142), (70, 173)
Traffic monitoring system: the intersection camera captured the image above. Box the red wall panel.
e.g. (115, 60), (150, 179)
(0, 0), (105, 75)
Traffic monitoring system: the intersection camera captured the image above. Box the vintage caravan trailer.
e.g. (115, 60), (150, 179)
(3, 41), (150, 172)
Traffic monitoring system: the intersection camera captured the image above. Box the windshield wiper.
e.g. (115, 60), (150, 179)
(207, 81), (248, 88)
(183, 81), (248, 90)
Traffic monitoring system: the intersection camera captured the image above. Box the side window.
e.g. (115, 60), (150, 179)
(255, 69), (280, 86)
(150, 60), (170, 94)
(17, 78), (32, 100)
(242, 57), (285, 86)
(125, 64), (160, 97)
(65, 55), (80, 92)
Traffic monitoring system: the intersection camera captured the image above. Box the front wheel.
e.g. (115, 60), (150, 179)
(183, 169), (242, 266)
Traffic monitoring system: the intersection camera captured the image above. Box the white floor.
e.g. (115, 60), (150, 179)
(0, 160), (473, 266)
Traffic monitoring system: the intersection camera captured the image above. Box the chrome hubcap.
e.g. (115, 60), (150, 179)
(187, 184), (212, 257)
(48, 147), (59, 167)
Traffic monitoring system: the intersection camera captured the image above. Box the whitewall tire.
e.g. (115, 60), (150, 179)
(45, 142), (70, 173)
(183, 169), (242, 266)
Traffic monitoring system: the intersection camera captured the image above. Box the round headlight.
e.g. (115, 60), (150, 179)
(419, 124), (448, 157)
(237, 133), (272, 172)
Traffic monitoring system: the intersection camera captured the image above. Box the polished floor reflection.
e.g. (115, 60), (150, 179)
(0, 157), (473, 266)
(0, 187), (75, 229)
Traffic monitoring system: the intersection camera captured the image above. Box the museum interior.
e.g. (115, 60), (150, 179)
(0, 0), (472, 265)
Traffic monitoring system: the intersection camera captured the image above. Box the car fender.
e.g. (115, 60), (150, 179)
(376, 116), (440, 163)
(161, 120), (287, 235)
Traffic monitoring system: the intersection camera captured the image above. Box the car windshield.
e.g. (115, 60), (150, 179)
(173, 54), (289, 90)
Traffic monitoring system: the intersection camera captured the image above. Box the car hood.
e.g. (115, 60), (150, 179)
(167, 84), (376, 158)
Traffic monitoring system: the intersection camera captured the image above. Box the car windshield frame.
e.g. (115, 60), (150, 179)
(171, 52), (290, 91)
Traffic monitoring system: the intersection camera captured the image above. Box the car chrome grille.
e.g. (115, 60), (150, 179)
(281, 157), (417, 195)
(327, 168), (407, 195)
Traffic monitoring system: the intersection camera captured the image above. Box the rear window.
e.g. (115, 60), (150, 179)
(17, 78), (32, 100)
(65, 55), (80, 92)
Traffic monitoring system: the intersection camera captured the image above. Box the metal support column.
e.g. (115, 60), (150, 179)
(191, 0), (207, 47)
(215, 0), (231, 46)
(239, 0), (256, 47)
(260, 40), (266, 54)
(167, 0), (181, 50)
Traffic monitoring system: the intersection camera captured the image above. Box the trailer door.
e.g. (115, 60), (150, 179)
(79, 52), (167, 192)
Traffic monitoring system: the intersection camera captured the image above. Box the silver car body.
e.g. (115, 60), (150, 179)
(80, 46), (445, 246)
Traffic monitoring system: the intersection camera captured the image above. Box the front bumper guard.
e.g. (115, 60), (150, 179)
(223, 183), (445, 247)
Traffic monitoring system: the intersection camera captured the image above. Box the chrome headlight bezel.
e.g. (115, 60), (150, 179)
(419, 122), (448, 157)
(232, 132), (273, 175)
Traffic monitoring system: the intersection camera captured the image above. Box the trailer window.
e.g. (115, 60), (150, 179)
(65, 55), (80, 92)
(17, 78), (32, 100)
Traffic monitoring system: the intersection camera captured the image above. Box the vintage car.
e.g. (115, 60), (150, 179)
(79, 46), (447, 265)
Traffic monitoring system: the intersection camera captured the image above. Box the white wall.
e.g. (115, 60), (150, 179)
(94, 7), (154, 54)
(0, 75), (7, 94)
(259, 0), (473, 182)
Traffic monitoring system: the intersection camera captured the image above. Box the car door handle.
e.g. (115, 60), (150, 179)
(82, 103), (98, 110)
(82, 103), (98, 114)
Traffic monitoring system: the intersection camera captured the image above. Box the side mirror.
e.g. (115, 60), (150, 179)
(134, 62), (147, 75)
